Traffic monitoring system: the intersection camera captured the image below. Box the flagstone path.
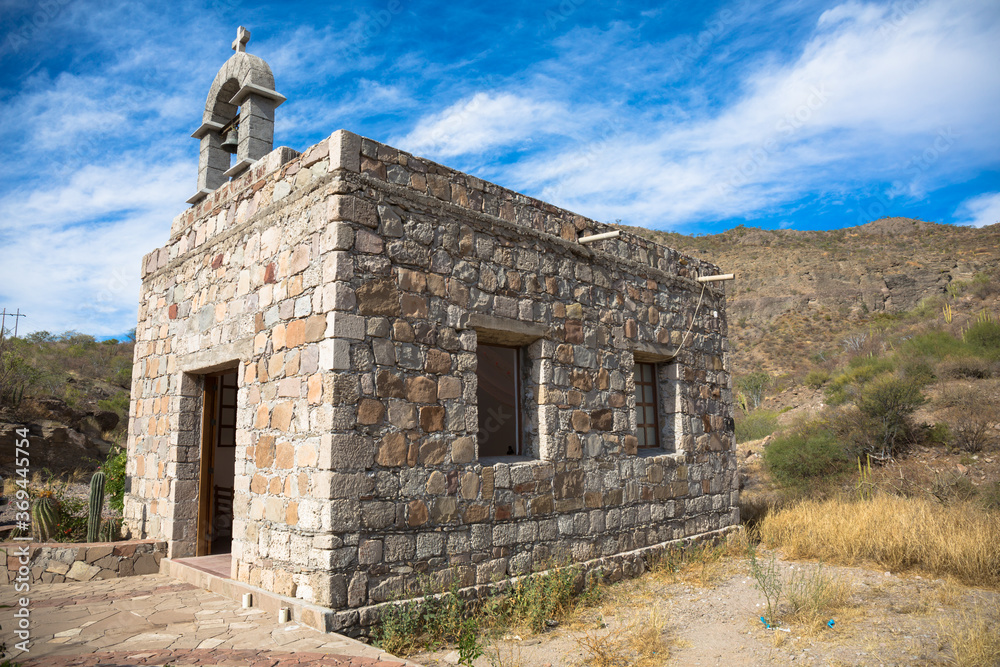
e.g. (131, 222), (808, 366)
(4, 574), (420, 667)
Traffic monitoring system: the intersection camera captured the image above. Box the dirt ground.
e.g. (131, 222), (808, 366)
(409, 552), (999, 666)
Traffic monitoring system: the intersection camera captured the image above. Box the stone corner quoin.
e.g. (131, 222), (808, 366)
(126, 121), (737, 630)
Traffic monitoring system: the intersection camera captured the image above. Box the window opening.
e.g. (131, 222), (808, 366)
(477, 344), (522, 456)
(634, 361), (660, 448)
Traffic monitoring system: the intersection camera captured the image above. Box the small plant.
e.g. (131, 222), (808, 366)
(928, 422), (951, 446)
(457, 621), (484, 666)
(854, 456), (875, 501)
(749, 550), (783, 627)
(100, 516), (123, 542)
(943, 302), (954, 323)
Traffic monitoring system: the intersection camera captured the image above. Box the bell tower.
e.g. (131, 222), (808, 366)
(187, 27), (286, 205)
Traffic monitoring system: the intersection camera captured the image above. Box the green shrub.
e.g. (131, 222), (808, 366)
(899, 359), (935, 386)
(967, 271), (997, 299)
(804, 369), (830, 389)
(847, 374), (924, 459)
(928, 422), (951, 447)
(763, 423), (852, 487)
(964, 318), (1000, 358)
(824, 355), (896, 405)
(901, 330), (973, 360)
(102, 445), (128, 513)
(912, 295), (946, 319)
(735, 410), (780, 443)
(374, 565), (595, 658)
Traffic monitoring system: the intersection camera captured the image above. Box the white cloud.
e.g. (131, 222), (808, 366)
(393, 92), (569, 158)
(3, 162), (191, 230)
(955, 191), (1000, 228)
(0, 162), (190, 335)
(393, 0), (1000, 229)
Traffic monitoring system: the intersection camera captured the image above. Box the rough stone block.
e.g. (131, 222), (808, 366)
(329, 433), (374, 470)
(329, 130), (361, 173)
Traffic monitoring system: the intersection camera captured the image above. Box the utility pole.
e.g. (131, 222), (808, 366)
(0, 308), (27, 338)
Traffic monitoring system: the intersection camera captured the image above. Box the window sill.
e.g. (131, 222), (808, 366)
(478, 455), (534, 466)
(634, 449), (685, 463)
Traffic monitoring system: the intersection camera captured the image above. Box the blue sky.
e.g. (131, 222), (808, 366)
(1, 0), (999, 336)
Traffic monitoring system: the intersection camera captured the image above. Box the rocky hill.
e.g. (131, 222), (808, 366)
(627, 218), (1000, 378)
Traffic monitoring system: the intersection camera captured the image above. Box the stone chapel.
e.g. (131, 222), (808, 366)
(125, 27), (738, 633)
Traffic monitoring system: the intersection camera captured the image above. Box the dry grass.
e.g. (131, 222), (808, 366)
(784, 563), (854, 632)
(759, 495), (1000, 588)
(485, 640), (524, 667)
(940, 603), (1000, 667)
(574, 609), (670, 667)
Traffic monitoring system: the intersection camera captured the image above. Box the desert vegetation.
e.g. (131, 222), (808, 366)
(1, 330), (133, 543)
(0, 330), (134, 413)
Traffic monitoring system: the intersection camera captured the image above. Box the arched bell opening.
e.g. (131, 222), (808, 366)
(213, 79), (242, 163)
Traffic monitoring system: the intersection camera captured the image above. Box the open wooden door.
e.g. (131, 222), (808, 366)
(196, 370), (238, 556)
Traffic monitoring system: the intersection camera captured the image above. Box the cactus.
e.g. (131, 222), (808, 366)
(99, 516), (121, 542)
(87, 471), (106, 543)
(32, 493), (59, 542)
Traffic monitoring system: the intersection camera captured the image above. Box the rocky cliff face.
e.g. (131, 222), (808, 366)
(630, 218), (1000, 375)
(0, 398), (118, 476)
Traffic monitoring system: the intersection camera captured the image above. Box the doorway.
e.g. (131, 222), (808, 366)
(197, 370), (238, 556)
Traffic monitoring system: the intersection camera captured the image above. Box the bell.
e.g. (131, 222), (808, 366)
(220, 129), (238, 154)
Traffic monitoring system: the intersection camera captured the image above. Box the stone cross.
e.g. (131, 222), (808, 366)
(232, 26), (250, 53)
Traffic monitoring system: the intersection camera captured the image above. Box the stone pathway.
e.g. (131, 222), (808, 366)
(4, 574), (420, 667)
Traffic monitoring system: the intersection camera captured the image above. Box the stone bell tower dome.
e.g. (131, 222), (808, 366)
(187, 27), (286, 205)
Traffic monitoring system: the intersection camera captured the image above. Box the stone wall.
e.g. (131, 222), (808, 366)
(126, 129), (737, 616)
(1, 540), (166, 584)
